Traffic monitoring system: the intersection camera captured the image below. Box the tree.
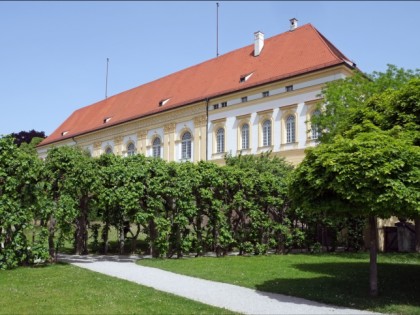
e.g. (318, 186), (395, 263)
(291, 127), (419, 296)
(314, 69), (420, 252)
(9, 129), (46, 147)
(95, 153), (147, 254)
(293, 67), (420, 296)
(0, 137), (47, 269)
(225, 152), (295, 254)
(163, 161), (198, 258)
(43, 146), (97, 256)
(191, 161), (232, 256)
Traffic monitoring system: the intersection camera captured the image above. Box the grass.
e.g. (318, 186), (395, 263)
(137, 252), (420, 315)
(0, 263), (235, 315)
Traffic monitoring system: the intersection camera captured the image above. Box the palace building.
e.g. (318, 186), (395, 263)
(37, 19), (357, 165)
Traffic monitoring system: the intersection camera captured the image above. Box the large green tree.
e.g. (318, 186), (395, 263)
(293, 66), (420, 296)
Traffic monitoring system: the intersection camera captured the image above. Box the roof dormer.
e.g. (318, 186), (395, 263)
(240, 72), (253, 83)
(159, 98), (171, 107)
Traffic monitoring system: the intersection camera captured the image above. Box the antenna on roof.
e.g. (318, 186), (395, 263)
(216, 2), (219, 57)
(105, 58), (109, 99)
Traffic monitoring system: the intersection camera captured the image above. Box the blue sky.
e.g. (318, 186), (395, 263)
(1, 1), (419, 136)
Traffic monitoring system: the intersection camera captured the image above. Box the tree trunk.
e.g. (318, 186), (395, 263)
(119, 224), (125, 255)
(149, 219), (159, 258)
(48, 215), (56, 260)
(75, 196), (89, 255)
(130, 223), (141, 254)
(276, 231), (285, 254)
(415, 216), (420, 253)
(101, 222), (109, 254)
(176, 223), (183, 259)
(195, 214), (203, 257)
(369, 216), (378, 297)
(212, 219), (221, 257)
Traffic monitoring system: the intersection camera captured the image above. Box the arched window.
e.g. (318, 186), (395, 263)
(152, 137), (161, 158)
(311, 110), (321, 140)
(216, 128), (225, 153)
(241, 123), (249, 149)
(105, 146), (113, 155)
(181, 131), (192, 160)
(127, 142), (136, 156)
(286, 115), (296, 143)
(262, 120), (271, 147)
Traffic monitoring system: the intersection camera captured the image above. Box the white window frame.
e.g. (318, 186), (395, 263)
(152, 137), (162, 158)
(262, 119), (272, 147)
(216, 128), (225, 153)
(126, 142), (136, 156)
(286, 115), (296, 143)
(181, 131), (192, 160)
(241, 123), (250, 150)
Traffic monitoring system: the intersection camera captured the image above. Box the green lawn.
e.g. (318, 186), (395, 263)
(0, 263), (234, 315)
(138, 252), (420, 315)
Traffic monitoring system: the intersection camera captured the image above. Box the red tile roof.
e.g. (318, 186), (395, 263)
(39, 24), (354, 147)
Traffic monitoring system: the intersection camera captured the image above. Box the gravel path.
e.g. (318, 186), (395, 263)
(58, 254), (380, 315)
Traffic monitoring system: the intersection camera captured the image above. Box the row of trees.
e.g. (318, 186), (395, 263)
(2, 139), (349, 269)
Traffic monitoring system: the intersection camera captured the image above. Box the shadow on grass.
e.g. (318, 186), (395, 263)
(255, 261), (420, 311)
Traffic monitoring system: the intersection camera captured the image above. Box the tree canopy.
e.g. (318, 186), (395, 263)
(8, 129), (46, 147)
(312, 65), (420, 143)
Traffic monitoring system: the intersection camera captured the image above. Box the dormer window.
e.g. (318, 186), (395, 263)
(61, 131), (69, 136)
(240, 72), (253, 83)
(103, 117), (112, 124)
(159, 98), (170, 107)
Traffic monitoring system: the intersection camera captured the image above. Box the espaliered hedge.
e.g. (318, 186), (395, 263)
(0, 137), (364, 269)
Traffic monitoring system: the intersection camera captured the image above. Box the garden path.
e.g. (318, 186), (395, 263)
(58, 254), (381, 315)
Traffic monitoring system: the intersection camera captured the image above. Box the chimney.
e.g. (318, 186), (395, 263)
(290, 18), (298, 31)
(254, 31), (264, 57)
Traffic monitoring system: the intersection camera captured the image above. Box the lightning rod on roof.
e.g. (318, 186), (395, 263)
(216, 2), (219, 57)
(105, 58), (109, 99)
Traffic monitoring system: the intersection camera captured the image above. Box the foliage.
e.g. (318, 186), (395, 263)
(95, 153), (146, 254)
(290, 129), (419, 219)
(43, 146), (98, 256)
(313, 65), (420, 143)
(0, 137), (46, 269)
(302, 68), (420, 222)
(8, 129), (46, 147)
(225, 152), (295, 254)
